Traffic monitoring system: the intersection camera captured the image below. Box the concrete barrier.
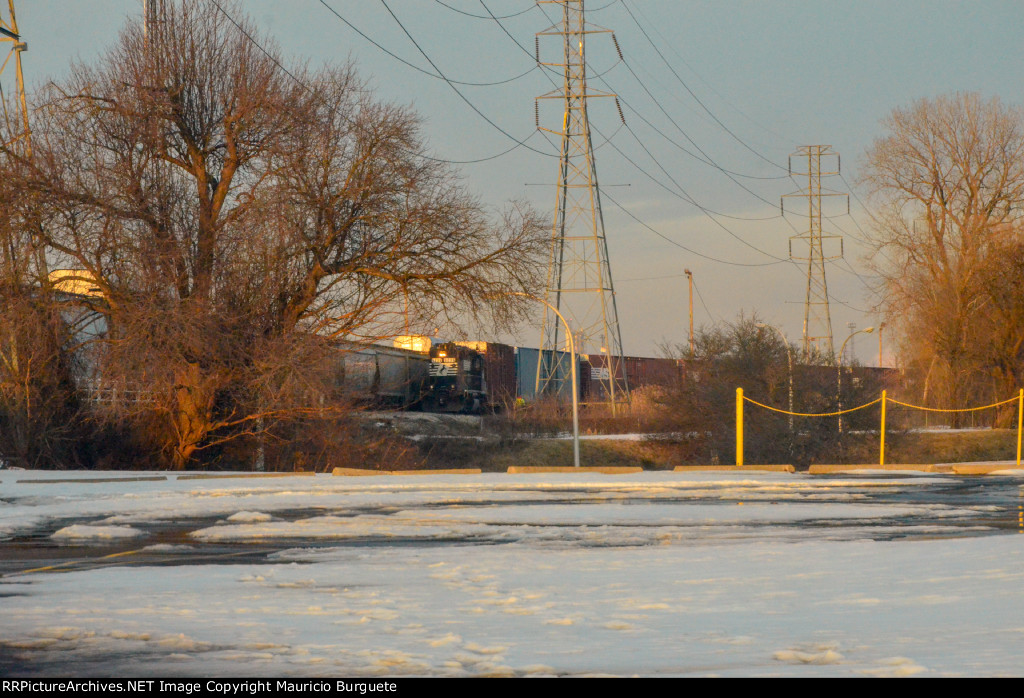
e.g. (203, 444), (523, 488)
(673, 464), (795, 473)
(389, 469), (483, 475)
(177, 472), (315, 480)
(332, 467), (483, 476)
(17, 476), (168, 484)
(807, 464), (933, 474)
(332, 467), (388, 476)
(506, 466), (644, 474)
(951, 464), (1024, 475)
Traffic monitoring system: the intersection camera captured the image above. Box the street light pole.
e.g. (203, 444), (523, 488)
(838, 326), (874, 434)
(508, 292), (580, 469)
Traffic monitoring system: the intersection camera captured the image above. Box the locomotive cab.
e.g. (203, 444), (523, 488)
(422, 342), (487, 413)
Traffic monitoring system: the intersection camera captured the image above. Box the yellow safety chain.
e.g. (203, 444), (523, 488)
(886, 395), (1020, 413)
(743, 395), (882, 418)
(736, 388), (1024, 468)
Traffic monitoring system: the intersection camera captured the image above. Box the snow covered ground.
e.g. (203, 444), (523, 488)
(1, 469), (1023, 677)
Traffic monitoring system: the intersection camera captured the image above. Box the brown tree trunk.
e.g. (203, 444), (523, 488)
(171, 362), (213, 470)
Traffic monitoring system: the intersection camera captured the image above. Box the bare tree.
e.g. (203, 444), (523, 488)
(861, 93), (1024, 415)
(4, 1), (544, 469)
(973, 225), (1024, 415)
(655, 314), (883, 468)
(0, 113), (90, 468)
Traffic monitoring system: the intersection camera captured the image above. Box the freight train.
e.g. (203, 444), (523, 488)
(339, 335), (681, 414)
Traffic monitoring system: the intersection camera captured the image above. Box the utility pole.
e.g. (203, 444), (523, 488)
(782, 146), (848, 359)
(535, 0), (628, 406)
(684, 269), (694, 358)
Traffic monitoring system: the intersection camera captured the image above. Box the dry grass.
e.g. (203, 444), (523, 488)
(415, 433), (692, 472)
(414, 427), (1022, 472)
(492, 386), (668, 436)
(882, 429), (1018, 464)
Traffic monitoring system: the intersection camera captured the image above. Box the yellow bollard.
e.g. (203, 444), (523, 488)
(879, 390), (887, 466)
(1017, 389), (1023, 468)
(736, 387), (744, 466)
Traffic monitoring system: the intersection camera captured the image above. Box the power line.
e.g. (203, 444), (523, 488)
(617, 272), (689, 282)
(828, 294), (874, 315)
(319, 0), (537, 87)
(828, 255), (881, 303)
(373, 0), (555, 158)
(209, 0), (533, 165)
(626, 0), (798, 148)
(607, 121), (793, 262)
(607, 55), (789, 182)
(619, 0), (788, 173)
(612, 96), (786, 218)
(438, 0), (621, 21)
(477, 1), (563, 82)
(614, 0), (782, 172)
(601, 189), (791, 268)
(691, 276), (721, 324)
(433, 0), (535, 20)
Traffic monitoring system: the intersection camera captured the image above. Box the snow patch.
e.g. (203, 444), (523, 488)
(603, 621), (634, 631)
(428, 633), (461, 647)
(773, 644), (844, 665)
(545, 617), (575, 626)
(227, 511), (274, 523)
(37, 627), (96, 641)
(864, 657), (928, 677)
(51, 524), (146, 540)
(155, 633), (212, 651)
(107, 631), (152, 641)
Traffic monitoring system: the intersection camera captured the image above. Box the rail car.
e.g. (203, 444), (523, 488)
(339, 344), (429, 408)
(340, 335), (683, 414)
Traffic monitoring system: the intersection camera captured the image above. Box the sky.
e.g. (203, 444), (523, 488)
(8, 1), (1024, 363)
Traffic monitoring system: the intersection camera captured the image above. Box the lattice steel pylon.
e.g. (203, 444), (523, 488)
(781, 145), (848, 359)
(143, 0), (168, 51)
(535, 0), (628, 406)
(0, 1), (29, 157)
(0, 0), (47, 286)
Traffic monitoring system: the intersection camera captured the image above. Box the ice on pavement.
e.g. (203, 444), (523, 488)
(1, 470), (1022, 676)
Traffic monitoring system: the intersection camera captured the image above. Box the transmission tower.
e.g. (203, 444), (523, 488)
(143, 0), (168, 52)
(0, 1), (29, 157)
(535, 0), (628, 405)
(0, 0), (47, 286)
(782, 145), (847, 358)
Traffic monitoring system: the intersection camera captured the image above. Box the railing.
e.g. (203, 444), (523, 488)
(735, 387), (1024, 467)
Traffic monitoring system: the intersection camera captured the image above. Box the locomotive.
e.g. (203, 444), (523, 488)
(421, 342), (487, 413)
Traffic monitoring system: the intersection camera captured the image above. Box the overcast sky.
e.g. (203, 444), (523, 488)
(10, 1), (1024, 363)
